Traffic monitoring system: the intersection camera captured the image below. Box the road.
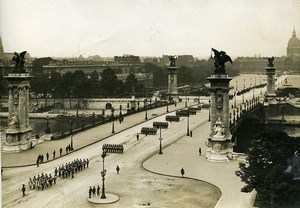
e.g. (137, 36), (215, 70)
(2, 107), (220, 208)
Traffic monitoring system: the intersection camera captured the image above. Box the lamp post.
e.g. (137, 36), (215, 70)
(234, 81), (238, 108)
(159, 127), (163, 154)
(260, 77), (262, 95)
(208, 100), (211, 122)
(100, 151), (107, 199)
(185, 92), (187, 108)
(52, 88), (55, 113)
(111, 107), (115, 133)
(253, 77), (256, 99)
(45, 116), (50, 133)
(243, 79), (245, 104)
(69, 120), (74, 150)
(144, 99), (148, 120)
(166, 96), (169, 113)
(186, 111), (190, 136)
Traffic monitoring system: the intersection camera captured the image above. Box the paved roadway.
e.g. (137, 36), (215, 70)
(2, 102), (223, 208)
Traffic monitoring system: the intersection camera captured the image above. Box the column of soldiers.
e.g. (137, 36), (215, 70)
(102, 144), (124, 154)
(28, 172), (57, 190)
(54, 158), (89, 179)
(141, 127), (157, 135)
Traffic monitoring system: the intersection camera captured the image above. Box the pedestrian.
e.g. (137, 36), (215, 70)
(190, 130), (192, 137)
(60, 147), (62, 156)
(97, 185), (100, 196)
(92, 186), (96, 197)
(199, 147), (201, 156)
(116, 165), (120, 174)
(36, 159), (39, 168)
(86, 159), (89, 168)
(136, 133), (139, 141)
(53, 150), (56, 159)
(41, 154), (44, 163)
(180, 168), (185, 177)
(89, 186), (92, 198)
(66, 146), (68, 154)
(22, 184), (26, 197)
(46, 152), (49, 161)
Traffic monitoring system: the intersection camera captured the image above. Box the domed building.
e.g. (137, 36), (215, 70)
(287, 28), (300, 57)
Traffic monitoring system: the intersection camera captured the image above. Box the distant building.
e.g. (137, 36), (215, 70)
(43, 59), (143, 75)
(177, 55), (195, 67)
(287, 28), (300, 57)
(141, 57), (158, 64)
(159, 55), (170, 66)
(114, 54), (141, 64)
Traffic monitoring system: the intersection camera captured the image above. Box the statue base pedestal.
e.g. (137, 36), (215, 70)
(3, 128), (33, 153)
(266, 94), (277, 104)
(206, 136), (233, 162)
(206, 149), (230, 162)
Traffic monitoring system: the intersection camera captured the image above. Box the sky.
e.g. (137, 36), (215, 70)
(0, 0), (300, 58)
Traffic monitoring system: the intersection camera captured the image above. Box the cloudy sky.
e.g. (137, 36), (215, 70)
(1, 0), (299, 58)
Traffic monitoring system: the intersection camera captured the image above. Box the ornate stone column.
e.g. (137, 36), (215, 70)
(3, 51), (34, 152)
(167, 55), (178, 101)
(206, 48), (233, 162)
(265, 57), (276, 103)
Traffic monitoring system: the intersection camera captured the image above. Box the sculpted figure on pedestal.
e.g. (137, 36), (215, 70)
(12, 51), (27, 73)
(212, 117), (225, 139)
(211, 48), (232, 74)
(9, 114), (19, 129)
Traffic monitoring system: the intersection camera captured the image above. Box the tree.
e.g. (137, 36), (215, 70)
(32, 57), (55, 75)
(89, 70), (100, 97)
(125, 73), (139, 93)
(100, 68), (123, 96)
(236, 130), (300, 207)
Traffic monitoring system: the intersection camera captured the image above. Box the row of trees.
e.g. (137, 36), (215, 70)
(236, 130), (300, 207)
(30, 68), (142, 99)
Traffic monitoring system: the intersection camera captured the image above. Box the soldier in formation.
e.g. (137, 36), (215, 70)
(55, 158), (89, 179)
(28, 172), (56, 190)
(102, 144), (124, 154)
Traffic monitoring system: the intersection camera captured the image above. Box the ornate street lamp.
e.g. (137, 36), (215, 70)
(45, 116), (50, 133)
(100, 151), (107, 199)
(186, 111), (190, 136)
(69, 120), (74, 150)
(260, 77), (263, 95)
(243, 79), (245, 104)
(234, 81), (238, 108)
(111, 107), (115, 133)
(166, 92), (169, 113)
(208, 100), (211, 122)
(144, 99), (148, 120)
(52, 88), (55, 113)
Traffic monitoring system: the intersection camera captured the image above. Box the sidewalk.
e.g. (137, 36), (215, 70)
(143, 121), (256, 208)
(1, 101), (194, 167)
